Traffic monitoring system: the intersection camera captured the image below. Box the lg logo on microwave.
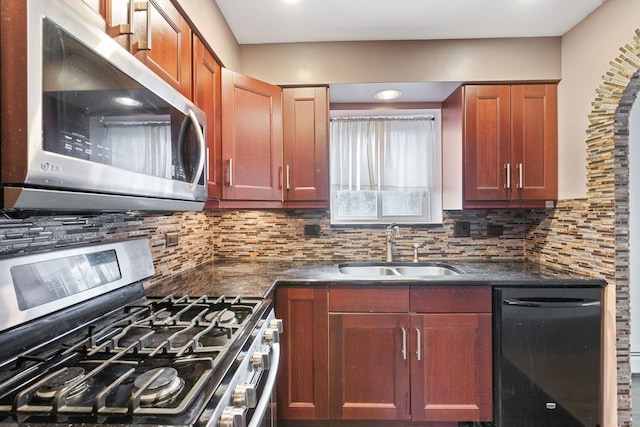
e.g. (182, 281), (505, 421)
(41, 162), (62, 172)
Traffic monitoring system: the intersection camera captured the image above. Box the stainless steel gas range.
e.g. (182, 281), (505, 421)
(0, 239), (281, 427)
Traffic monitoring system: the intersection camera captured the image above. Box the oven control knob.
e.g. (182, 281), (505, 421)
(252, 351), (271, 371)
(269, 318), (284, 333)
(218, 406), (246, 427)
(233, 383), (257, 408)
(264, 328), (280, 344)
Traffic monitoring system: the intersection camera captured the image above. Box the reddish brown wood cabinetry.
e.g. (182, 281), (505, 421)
(329, 287), (411, 420)
(192, 36), (222, 200)
(102, 0), (192, 97)
(282, 87), (330, 207)
(221, 68), (283, 201)
(275, 286), (329, 420)
(410, 287), (492, 422)
(324, 286), (492, 425)
(459, 84), (557, 208)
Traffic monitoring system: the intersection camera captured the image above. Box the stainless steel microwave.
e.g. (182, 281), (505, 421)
(0, 0), (207, 213)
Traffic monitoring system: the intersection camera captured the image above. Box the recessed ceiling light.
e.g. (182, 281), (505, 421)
(283, 0), (299, 3)
(374, 89), (402, 101)
(113, 96), (143, 107)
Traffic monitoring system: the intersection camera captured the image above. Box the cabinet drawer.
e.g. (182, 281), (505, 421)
(410, 286), (491, 313)
(329, 286), (409, 312)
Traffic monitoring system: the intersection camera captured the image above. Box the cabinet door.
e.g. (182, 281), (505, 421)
(463, 85), (511, 202)
(275, 286), (329, 420)
(103, 0), (191, 97)
(410, 313), (492, 422)
(192, 36), (222, 199)
(511, 84), (558, 201)
(282, 87), (329, 204)
(329, 313), (410, 420)
(221, 68), (283, 201)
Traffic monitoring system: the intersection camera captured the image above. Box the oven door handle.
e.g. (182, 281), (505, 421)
(248, 342), (280, 427)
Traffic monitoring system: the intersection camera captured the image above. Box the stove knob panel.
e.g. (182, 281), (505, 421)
(264, 328), (280, 344)
(252, 351), (271, 371)
(233, 383), (257, 408)
(219, 406), (247, 427)
(269, 318), (283, 333)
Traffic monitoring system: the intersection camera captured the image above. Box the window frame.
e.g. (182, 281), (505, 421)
(329, 109), (443, 225)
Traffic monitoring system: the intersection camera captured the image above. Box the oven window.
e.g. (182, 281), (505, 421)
(11, 250), (122, 310)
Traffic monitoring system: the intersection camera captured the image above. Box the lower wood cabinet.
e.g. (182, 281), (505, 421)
(275, 286), (329, 420)
(276, 284), (492, 426)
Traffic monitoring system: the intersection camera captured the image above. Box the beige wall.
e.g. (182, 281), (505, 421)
(237, 38), (561, 85)
(176, 0), (240, 69)
(559, 0), (640, 199)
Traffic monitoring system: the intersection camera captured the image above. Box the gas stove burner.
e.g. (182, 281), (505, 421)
(218, 310), (238, 325)
(35, 367), (89, 400)
(204, 309), (238, 325)
(134, 367), (184, 404)
(154, 311), (172, 322)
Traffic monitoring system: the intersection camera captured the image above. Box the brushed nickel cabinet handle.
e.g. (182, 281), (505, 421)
(401, 327), (407, 360)
(416, 328), (421, 361)
(286, 165), (291, 190)
(516, 163), (523, 189)
(504, 163), (511, 189)
(134, 1), (151, 50)
(118, 0), (135, 34)
(227, 158), (233, 187)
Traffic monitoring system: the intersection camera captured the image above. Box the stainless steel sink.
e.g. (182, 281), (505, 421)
(395, 266), (461, 276)
(338, 263), (461, 277)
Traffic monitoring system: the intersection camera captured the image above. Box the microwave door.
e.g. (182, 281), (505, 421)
(2, 3), (207, 212)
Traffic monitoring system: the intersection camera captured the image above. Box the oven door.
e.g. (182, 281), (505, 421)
(211, 310), (282, 427)
(249, 343), (280, 427)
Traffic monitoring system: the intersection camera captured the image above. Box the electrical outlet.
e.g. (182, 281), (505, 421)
(165, 233), (179, 247)
(453, 221), (471, 237)
(487, 224), (504, 237)
(304, 224), (321, 236)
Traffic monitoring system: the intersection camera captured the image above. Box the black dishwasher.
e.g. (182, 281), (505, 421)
(493, 286), (603, 427)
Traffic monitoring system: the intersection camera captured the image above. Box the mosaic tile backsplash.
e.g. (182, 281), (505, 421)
(0, 207), (548, 287)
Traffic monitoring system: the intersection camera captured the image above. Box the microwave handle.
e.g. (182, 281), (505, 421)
(178, 110), (206, 188)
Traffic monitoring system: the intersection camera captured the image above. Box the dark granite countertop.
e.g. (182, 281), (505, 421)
(145, 260), (607, 298)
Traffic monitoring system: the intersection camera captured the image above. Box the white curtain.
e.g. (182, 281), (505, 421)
(102, 123), (172, 178)
(330, 116), (436, 220)
(330, 116), (435, 191)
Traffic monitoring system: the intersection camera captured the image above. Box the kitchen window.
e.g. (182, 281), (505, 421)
(329, 111), (442, 224)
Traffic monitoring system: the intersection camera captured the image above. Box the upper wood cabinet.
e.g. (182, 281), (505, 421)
(455, 83), (557, 208)
(102, 0), (192, 97)
(282, 87), (330, 207)
(192, 35), (222, 200)
(221, 68), (283, 201)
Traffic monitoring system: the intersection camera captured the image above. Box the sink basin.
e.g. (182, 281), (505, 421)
(338, 263), (461, 277)
(395, 266), (461, 276)
(338, 265), (400, 276)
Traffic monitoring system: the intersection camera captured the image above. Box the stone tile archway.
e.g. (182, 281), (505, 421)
(531, 29), (640, 426)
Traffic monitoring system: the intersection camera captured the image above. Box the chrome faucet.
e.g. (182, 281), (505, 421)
(385, 223), (400, 262)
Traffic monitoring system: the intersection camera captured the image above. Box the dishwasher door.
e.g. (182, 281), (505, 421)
(493, 287), (602, 427)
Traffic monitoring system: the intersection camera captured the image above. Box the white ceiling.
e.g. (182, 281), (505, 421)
(215, 0), (605, 45)
(214, 0), (606, 103)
